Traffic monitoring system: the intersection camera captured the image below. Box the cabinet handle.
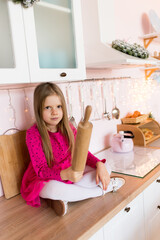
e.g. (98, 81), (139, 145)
(157, 206), (160, 209)
(60, 72), (67, 77)
(124, 207), (130, 212)
(156, 179), (160, 183)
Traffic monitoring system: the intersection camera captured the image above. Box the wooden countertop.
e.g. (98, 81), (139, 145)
(0, 164), (160, 240)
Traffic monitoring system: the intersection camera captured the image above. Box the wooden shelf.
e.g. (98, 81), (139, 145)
(153, 56), (160, 60)
(141, 33), (160, 79)
(152, 51), (160, 60)
(142, 32), (160, 39)
(141, 32), (160, 48)
(145, 134), (160, 145)
(145, 68), (160, 79)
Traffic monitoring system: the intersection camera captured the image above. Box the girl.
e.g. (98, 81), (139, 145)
(21, 82), (124, 216)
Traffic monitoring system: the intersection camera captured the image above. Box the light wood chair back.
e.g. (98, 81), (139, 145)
(0, 130), (30, 199)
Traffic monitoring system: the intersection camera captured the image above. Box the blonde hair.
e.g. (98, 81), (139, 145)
(34, 82), (75, 167)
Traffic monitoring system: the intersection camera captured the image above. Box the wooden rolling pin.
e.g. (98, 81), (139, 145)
(72, 105), (93, 172)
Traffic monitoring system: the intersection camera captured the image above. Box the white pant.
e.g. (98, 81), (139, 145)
(40, 162), (112, 202)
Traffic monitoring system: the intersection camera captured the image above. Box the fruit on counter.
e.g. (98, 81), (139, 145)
(112, 39), (149, 59)
(141, 128), (154, 141)
(125, 111), (142, 118)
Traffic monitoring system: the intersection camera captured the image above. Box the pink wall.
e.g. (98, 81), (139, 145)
(114, 0), (160, 37)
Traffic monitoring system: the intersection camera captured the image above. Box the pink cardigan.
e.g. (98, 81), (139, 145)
(21, 124), (105, 207)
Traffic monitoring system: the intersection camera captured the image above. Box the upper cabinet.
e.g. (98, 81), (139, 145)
(0, 0), (29, 84)
(22, 0), (86, 82)
(0, 0), (86, 85)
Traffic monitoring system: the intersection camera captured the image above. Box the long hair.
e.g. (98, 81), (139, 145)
(34, 82), (75, 167)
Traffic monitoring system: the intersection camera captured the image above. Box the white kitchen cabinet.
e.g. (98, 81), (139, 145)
(0, 0), (85, 85)
(89, 193), (145, 240)
(143, 176), (160, 240)
(89, 176), (160, 240)
(0, 0), (29, 84)
(103, 193), (145, 240)
(22, 0), (86, 83)
(88, 228), (104, 240)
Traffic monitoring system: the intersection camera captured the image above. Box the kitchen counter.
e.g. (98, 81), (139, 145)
(96, 146), (160, 178)
(0, 151), (160, 240)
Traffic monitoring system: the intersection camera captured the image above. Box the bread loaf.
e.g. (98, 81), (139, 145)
(141, 128), (153, 140)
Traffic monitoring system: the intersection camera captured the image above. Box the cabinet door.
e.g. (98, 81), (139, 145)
(0, 0), (29, 84)
(88, 228), (104, 240)
(144, 176), (160, 240)
(22, 0), (86, 82)
(103, 193), (145, 240)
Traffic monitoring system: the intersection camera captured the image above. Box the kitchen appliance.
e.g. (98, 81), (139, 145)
(95, 146), (160, 178)
(111, 131), (134, 153)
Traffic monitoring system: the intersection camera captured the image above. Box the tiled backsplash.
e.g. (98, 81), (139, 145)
(0, 77), (159, 135)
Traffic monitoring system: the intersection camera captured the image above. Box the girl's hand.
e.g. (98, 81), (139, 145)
(60, 167), (83, 183)
(96, 162), (110, 191)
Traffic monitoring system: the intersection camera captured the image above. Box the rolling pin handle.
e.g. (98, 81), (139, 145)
(83, 105), (92, 124)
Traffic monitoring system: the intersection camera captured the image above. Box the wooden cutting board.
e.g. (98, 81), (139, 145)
(0, 131), (30, 199)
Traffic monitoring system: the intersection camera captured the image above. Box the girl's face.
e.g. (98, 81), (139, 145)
(42, 94), (63, 132)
